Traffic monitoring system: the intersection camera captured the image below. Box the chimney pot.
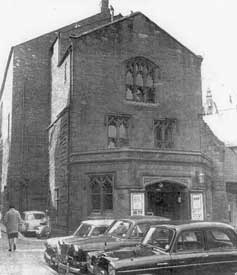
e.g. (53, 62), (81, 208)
(101, 0), (109, 13)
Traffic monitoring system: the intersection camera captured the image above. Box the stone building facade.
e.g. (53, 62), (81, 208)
(0, 0), (236, 232)
(0, 1), (117, 214)
(49, 5), (232, 232)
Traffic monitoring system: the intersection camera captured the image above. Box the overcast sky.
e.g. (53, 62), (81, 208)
(1, 0), (237, 110)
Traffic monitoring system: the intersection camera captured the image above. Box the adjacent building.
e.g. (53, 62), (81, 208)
(1, 0), (236, 232)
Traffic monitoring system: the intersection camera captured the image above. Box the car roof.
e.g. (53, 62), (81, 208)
(23, 210), (46, 215)
(81, 219), (114, 226)
(151, 221), (234, 231)
(117, 216), (170, 223)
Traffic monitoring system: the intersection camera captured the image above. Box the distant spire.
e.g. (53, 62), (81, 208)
(205, 88), (218, 115)
(206, 88), (213, 115)
(100, 0), (109, 14)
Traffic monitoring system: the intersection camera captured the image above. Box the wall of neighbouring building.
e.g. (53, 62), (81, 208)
(0, 49), (13, 213)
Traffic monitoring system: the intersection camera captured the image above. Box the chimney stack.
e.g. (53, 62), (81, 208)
(101, 0), (109, 14)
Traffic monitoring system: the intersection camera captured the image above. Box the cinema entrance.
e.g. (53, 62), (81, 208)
(146, 181), (189, 220)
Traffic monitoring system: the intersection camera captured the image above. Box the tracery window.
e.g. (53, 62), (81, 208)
(154, 118), (176, 149)
(106, 114), (130, 148)
(125, 57), (158, 103)
(89, 174), (114, 212)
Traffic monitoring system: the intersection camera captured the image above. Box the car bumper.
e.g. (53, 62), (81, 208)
(58, 262), (87, 274)
(44, 251), (58, 267)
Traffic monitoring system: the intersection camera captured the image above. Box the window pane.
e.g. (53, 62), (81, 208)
(206, 229), (236, 250)
(156, 126), (162, 141)
(91, 226), (108, 236)
(108, 125), (117, 138)
(91, 182), (100, 193)
(164, 126), (172, 140)
(126, 71), (133, 85)
(119, 124), (128, 139)
(176, 231), (204, 252)
(134, 87), (144, 101)
(104, 194), (113, 210)
(146, 88), (155, 103)
(92, 194), (101, 210)
(75, 224), (92, 237)
(126, 86), (133, 100)
(103, 181), (112, 193)
(136, 73), (143, 86)
(146, 74), (153, 87)
(131, 223), (150, 238)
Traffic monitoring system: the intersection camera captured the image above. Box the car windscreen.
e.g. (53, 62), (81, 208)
(142, 227), (174, 251)
(33, 213), (46, 220)
(74, 223), (92, 237)
(107, 220), (132, 237)
(90, 226), (108, 236)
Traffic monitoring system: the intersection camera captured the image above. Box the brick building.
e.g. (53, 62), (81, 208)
(0, 0), (236, 232)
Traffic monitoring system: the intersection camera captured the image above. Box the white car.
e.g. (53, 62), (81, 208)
(21, 210), (50, 236)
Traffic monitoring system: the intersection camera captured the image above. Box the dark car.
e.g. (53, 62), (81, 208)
(44, 218), (114, 269)
(87, 221), (237, 275)
(57, 216), (170, 274)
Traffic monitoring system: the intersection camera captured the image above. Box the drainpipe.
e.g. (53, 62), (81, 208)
(66, 47), (73, 234)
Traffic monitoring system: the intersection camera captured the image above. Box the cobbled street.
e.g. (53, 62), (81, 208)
(0, 226), (57, 275)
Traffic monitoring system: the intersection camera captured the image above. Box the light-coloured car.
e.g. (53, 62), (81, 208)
(21, 210), (50, 236)
(44, 218), (114, 269)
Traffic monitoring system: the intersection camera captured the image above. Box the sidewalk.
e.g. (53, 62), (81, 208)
(0, 223), (27, 240)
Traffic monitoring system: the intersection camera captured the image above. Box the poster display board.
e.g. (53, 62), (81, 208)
(191, 192), (204, 220)
(130, 192), (145, 216)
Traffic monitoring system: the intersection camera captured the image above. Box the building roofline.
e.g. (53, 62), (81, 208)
(0, 47), (14, 99)
(14, 11), (113, 47)
(0, 11), (118, 97)
(70, 11), (202, 59)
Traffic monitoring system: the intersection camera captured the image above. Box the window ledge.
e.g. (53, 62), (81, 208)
(124, 100), (160, 108)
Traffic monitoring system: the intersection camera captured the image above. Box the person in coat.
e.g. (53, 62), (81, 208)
(4, 205), (22, 251)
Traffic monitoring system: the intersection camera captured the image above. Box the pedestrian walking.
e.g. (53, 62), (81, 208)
(4, 205), (22, 251)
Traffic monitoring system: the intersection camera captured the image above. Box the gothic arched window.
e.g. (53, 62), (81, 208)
(125, 57), (159, 103)
(107, 114), (130, 148)
(89, 174), (114, 212)
(154, 118), (176, 149)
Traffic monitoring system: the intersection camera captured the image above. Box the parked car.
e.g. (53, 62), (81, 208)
(44, 218), (114, 269)
(20, 210), (50, 237)
(87, 221), (237, 275)
(57, 216), (170, 274)
(35, 223), (51, 239)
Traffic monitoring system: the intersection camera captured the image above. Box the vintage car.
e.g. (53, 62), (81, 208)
(87, 221), (237, 275)
(57, 216), (170, 274)
(21, 210), (50, 236)
(44, 218), (114, 269)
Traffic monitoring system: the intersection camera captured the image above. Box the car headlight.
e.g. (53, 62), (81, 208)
(108, 264), (116, 275)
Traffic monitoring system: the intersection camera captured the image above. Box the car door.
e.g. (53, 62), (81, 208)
(170, 229), (208, 275)
(204, 227), (237, 275)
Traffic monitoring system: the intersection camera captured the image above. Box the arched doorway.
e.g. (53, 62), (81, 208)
(146, 181), (189, 220)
